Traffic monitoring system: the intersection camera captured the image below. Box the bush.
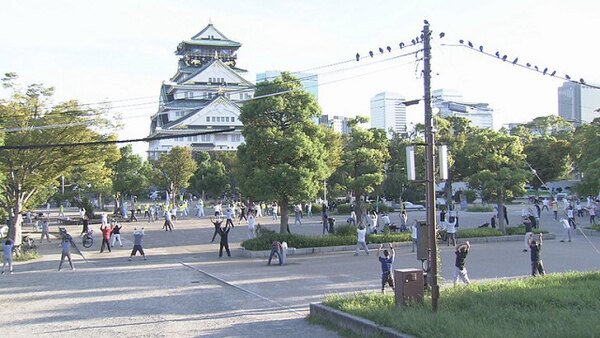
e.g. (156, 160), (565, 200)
(463, 190), (478, 203)
(456, 228), (503, 238)
(505, 226), (547, 235)
(465, 205), (494, 212)
(311, 203), (322, 214)
(335, 204), (351, 214)
(335, 224), (356, 236)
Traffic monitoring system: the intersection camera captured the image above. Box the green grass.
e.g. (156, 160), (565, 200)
(323, 271), (600, 338)
(9, 250), (40, 262)
(241, 231), (412, 250)
(505, 226), (547, 235)
(588, 225), (600, 231)
(465, 205), (494, 212)
(456, 228), (503, 238)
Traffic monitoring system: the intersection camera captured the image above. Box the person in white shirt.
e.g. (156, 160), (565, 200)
(445, 216), (457, 247)
(247, 212), (256, 239)
(214, 202), (222, 217)
(559, 217), (571, 242)
(411, 220), (418, 252)
(354, 225), (369, 255)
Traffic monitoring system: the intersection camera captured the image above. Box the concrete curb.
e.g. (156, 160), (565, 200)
(240, 233), (557, 257)
(581, 229), (600, 237)
(309, 302), (413, 338)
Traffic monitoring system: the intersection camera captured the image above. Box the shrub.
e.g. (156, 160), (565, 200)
(335, 204), (351, 214)
(505, 226), (547, 235)
(464, 190), (478, 203)
(335, 224), (356, 236)
(456, 228), (503, 238)
(465, 205), (494, 212)
(311, 203), (322, 214)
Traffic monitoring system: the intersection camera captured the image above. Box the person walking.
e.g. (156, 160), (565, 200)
(2, 239), (14, 274)
(99, 224), (112, 253)
(559, 217), (572, 242)
(267, 240), (283, 265)
(454, 241), (471, 286)
(40, 219), (51, 243)
(216, 224), (231, 258)
(354, 225), (369, 256)
(58, 232), (75, 271)
(111, 221), (123, 247)
(129, 228), (147, 261)
(528, 233), (545, 276)
(377, 243), (395, 294)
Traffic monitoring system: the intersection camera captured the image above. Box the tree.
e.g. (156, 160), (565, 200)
(523, 136), (571, 189)
(237, 72), (337, 233)
(190, 151), (229, 199)
(336, 116), (389, 224)
(572, 118), (600, 195)
(462, 129), (530, 233)
(154, 146), (197, 201)
(0, 73), (118, 246)
(112, 145), (152, 212)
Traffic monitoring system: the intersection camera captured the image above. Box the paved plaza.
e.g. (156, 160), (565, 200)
(1, 203), (600, 337)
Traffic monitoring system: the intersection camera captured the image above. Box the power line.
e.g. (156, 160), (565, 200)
(0, 127), (236, 151)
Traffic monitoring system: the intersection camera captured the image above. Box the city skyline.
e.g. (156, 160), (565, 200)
(1, 0), (599, 157)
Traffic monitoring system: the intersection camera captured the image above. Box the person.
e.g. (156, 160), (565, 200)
(566, 205), (576, 229)
(40, 219), (51, 243)
(399, 210), (408, 231)
(523, 217), (533, 252)
(80, 214), (89, 236)
(247, 211), (256, 239)
(454, 241), (471, 286)
(129, 228), (147, 261)
(576, 200), (584, 218)
(267, 240), (283, 265)
(225, 206), (235, 228)
(197, 199), (205, 217)
(307, 203), (313, 217)
(100, 224), (112, 253)
(58, 204), (65, 218)
(503, 204), (509, 225)
(217, 223), (231, 258)
(350, 204), (357, 225)
(238, 202), (247, 225)
(551, 199), (559, 221)
(293, 203), (302, 226)
(214, 201), (222, 217)
(369, 211), (378, 234)
(272, 202), (278, 220)
(58, 232), (75, 271)
(2, 239), (14, 274)
(542, 198), (549, 211)
(354, 225), (369, 256)
(411, 220), (418, 253)
(111, 221), (123, 247)
(322, 203), (329, 235)
(377, 243), (395, 294)
(445, 216), (457, 247)
(528, 233), (545, 276)
(381, 213), (391, 229)
(439, 208), (447, 230)
(559, 217), (572, 243)
(163, 209), (174, 231)
(589, 203), (596, 225)
(101, 212), (108, 228)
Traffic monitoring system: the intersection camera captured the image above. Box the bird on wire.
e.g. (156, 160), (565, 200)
(356, 53), (360, 61)
(580, 78), (586, 84)
(379, 47), (384, 54)
(502, 55), (508, 61)
(439, 32), (445, 38)
(479, 46), (483, 52)
(565, 74), (571, 80)
(459, 39), (464, 44)
(512, 57), (519, 65)
(495, 51), (500, 57)
(424, 19), (429, 25)
(526, 63), (531, 67)
(468, 41), (473, 48)
(399, 42), (405, 48)
(386, 46), (392, 52)
(369, 51), (374, 58)
(550, 70), (556, 76)
(543, 68), (548, 75)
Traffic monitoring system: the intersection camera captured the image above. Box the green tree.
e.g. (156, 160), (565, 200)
(523, 136), (571, 189)
(237, 72), (337, 233)
(462, 129), (530, 233)
(0, 73), (118, 245)
(154, 146), (197, 201)
(112, 145), (152, 212)
(190, 151), (229, 199)
(572, 118), (600, 195)
(336, 116), (389, 224)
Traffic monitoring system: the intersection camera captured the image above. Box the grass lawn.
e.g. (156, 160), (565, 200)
(323, 271), (600, 338)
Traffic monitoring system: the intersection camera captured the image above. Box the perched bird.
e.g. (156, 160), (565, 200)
(369, 51), (374, 58)
(565, 74), (571, 80)
(399, 42), (405, 48)
(542, 68), (548, 75)
(439, 32), (445, 38)
(459, 39), (464, 44)
(495, 51), (500, 58)
(468, 41), (473, 48)
(356, 53), (360, 61)
(379, 47), (384, 54)
(526, 63), (531, 67)
(411, 39), (416, 45)
(580, 78), (586, 84)
(502, 55), (508, 61)
(386, 46), (392, 52)
(534, 66), (539, 71)
(479, 46), (484, 52)
(424, 19), (430, 25)
(550, 70), (556, 76)
(512, 57), (519, 65)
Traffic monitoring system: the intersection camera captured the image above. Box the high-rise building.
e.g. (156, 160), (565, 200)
(147, 23), (255, 160)
(558, 81), (600, 126)
(256, 71), (318, 101)
(319, 114), (351, 134)
(432, 89), (493, 129)
(370, 92), (406, 137)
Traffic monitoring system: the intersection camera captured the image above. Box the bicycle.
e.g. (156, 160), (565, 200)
(21, 235), (37, 253)
(82, 229), (94, 248)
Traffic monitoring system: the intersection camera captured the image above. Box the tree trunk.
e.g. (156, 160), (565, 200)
(279, 199), (289, 234)
(10, 203), (24, 247)
(355, 195), (364, 226)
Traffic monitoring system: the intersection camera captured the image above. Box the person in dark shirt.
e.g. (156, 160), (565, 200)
(377, 243), (395, 293)
(210, 217), (223, 243)
(267, 241), (283, 265)
(528, 233), (545, 276)
(217, 224), (231, 257)
(454, 241), (471, 286)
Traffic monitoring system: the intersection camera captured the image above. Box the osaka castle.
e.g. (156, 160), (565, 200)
(147, 23), (255, 160)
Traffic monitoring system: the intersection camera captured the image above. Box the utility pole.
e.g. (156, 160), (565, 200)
(422, 22), (440, 312)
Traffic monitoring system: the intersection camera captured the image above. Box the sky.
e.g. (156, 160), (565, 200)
(1, 0), (599, 157)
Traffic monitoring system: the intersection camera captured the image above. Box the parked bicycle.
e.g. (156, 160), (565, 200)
(82, 229), (94, 248)
(21, 235), (37, 253)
